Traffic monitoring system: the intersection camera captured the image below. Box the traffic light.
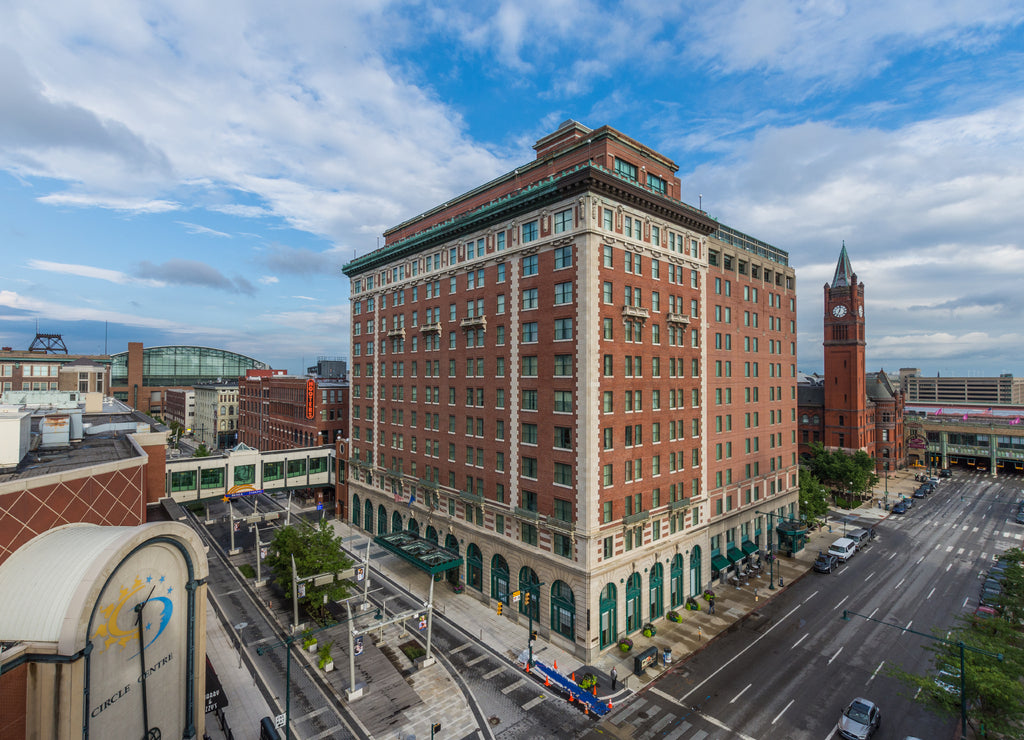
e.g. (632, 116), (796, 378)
(523, 592), (531, 606)
(530, 630), (538, 641)
(496, 601), (503, 616)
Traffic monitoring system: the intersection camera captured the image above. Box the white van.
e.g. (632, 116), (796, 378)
(828, 537), (857, 563)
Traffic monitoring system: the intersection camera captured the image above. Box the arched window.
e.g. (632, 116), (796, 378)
(690, 546), (703, 597)
(377, 504), (387, 535)
(812, 415), (820, 425)
(599, 583), (617, 649)
(801, 414), (809, 424)
(425, 525), (439, 544)
(444, 534), (460, 585)
(519, 567), (540, 621)
(649, 562), (664, 620)
(670, 554), (685, 608)
(550, 581), (575, 639)
(625, 573), (641, 633)
(352, 494), (361, 526)
(407, 518), (420, 537)
(392, 510), (403, 533)
(491, 554), (509, 602)
(363, 499), (373, 531)
(467, 544), (483, 591)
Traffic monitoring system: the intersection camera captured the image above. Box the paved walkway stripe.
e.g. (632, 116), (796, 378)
(650, 714), (675, 733)
(650, 687), (676, 704)
(450, 643), (470, 654)
(501, 678), (526, 694)
(613, 696), (647, 722)
(522, 695), (546, 711)
(482, 666), (506, 680)
(465, 653), (488, 667)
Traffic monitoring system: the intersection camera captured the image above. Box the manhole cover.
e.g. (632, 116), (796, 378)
(488, 716), (501, 726)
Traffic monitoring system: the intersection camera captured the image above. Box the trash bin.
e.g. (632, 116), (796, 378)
(662, 648), (672, 666)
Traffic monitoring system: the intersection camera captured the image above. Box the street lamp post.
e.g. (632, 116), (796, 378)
(884, 462), (889, 508)
(841, 609), (1002, 739)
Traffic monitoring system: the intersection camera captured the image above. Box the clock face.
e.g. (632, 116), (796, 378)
(832, 305), (847, 318)
(858, 306), (864, 317)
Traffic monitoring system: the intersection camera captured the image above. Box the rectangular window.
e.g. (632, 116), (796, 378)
(615, 158), (638, 181)
(522, 457), (538, 479)
(554, 426), (572, 449)
(522, 322), (538, 342)
(554, 462), (572, 486)
(522, 287), (538, 309)
(522, 422), (538, 445)
(522, 389), (537, 410)
(521, 355), (538, 376)
(522, 221), (539, 243)
(554, 354), (572, 376)
(522, 254), (538, 276)
(554, 210), (573, 234)
(554, 245), (572, 267)
(554, 390), (573, 413)
(554, 318), (573, 340)
(647, 173), (666, 194)
(554, 281), (572, 304)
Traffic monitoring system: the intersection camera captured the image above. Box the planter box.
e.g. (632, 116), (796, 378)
(306, 641), (317, 653)
(322, 659), (334, 672)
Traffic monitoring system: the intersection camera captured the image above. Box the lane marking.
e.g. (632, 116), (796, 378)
(947, 563), (953, 572)
(828, 647), (844, 665)
(701, 713), (758, 740)
(927, 587), (935, 600)
(822, 724), (840, 740)
(729, 682), (752, 704)
(864, 571), (876, 582)
(946, 545), (953, 553)
(680, 602), (803, 701)
(916, 555), (925, 564)
(869, 660), (885, 683)
(958, 547), (965, 555)
(803, 590), (819, 604)
(906, 620), (913, 631)
(894, 578), (906, 589)
(888, 552), (897, 560)
(962, 597), (969, 608)
(650, 687), (674, 702)
(772, 698), (795, 725)
(791, 634), (808, 649)
(833, 595), (849, 611)
(868, 607), (878, 619)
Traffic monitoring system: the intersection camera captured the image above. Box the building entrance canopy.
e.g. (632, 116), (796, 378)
(373, 531), (463, 575)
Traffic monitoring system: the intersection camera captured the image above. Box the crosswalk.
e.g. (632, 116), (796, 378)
(607, 692), (753, 740)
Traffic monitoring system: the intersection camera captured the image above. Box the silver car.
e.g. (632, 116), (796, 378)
(838, 697), (881, 740)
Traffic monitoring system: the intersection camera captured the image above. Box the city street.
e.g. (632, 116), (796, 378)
(589, 469), (1024, 740)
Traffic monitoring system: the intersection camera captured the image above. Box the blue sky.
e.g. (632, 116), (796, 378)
(2, 1), (1023, 376)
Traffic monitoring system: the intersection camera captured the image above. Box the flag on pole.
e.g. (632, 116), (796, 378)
(962, 414), (969, 420)
(936, 408), (944, 414)
(1012, 417), (1021, 425)
(409, 491), (416, 508)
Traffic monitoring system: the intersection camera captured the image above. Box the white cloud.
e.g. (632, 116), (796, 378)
(257, 275), (279, 285)
(26, 259), (165, 287)
(36, 192), (181, 213)
(176, 221), (232, 238)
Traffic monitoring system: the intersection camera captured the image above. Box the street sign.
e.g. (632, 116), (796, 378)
(274, 713), (286, 728)
(316, 502), (323, 511)
(418, 616), (427, 630)
(511, 590), (521, 604)
(260, 546), (268, 560)
(297, 583), (306, 598)
(355, 566), (365, 582)
(354, 635), (364, 656)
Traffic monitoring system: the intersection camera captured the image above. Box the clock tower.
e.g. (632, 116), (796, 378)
(823, 243), (869, 452)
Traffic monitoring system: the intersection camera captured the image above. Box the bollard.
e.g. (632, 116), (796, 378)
(571, 671), (575, 682)
(553, 659), (558, 671)
(608, 701), (613, 710)
(545, 674), (550, 686)
(592, 685), (597, 697)
(754, 587), (759, 601)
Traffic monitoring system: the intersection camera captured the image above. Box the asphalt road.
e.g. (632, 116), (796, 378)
(589, 469), (1024, 740)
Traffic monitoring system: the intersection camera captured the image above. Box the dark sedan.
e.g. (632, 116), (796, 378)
(892, 501), (907, 514)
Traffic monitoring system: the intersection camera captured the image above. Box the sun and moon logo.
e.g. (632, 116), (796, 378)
(92, 574), (174, 659)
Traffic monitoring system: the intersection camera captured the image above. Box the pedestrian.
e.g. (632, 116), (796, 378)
(610, 667), (618, 690)
(708, 597), (716, 615)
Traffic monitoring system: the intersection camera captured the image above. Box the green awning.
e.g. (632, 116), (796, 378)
(711, 554), (731, 571)
(726, 546), (744, 564)
(741, 540), (759, 556)
(373, 531), (463, 575)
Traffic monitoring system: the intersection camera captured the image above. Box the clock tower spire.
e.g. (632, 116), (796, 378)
(823, 242), (868, 452)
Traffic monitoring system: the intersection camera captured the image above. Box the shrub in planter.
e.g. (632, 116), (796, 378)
(451, 582), (465, 594)
(301, 630), (316, 652)
(317, 641), (334, 671)
(618, 637), (633, 652)
(577, 673), (597, 690)
(642, 623), (657, 638)
(666, 610), (682, 623)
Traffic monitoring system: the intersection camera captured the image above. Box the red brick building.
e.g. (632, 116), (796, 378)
(237, 374), (348, 451)
(0, 412), (167, 565)
(798, 245), (905, 470)
(342, 120), (800, 660)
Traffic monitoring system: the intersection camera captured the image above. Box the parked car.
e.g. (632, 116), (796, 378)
(974, 605), (998, 620)
(848, 528), (871, 549)
(1015, 502), (1024, 525)
(839, 697), (881, 740)
(814, 552), (839, 573)
(913, 488), (927, 499)
(902, 495), (914, 509)
(928, 476), (940, 485)
(940, 468), (952, 478)
(892, 501), (907, 514)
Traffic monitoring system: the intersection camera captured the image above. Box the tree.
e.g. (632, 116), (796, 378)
(264, 521), (353, 622)
(801, 443), (878, 500)
(193, 443), (211, 457)
(799, 473), (830, 527)
(892, 548), (1024, 737)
